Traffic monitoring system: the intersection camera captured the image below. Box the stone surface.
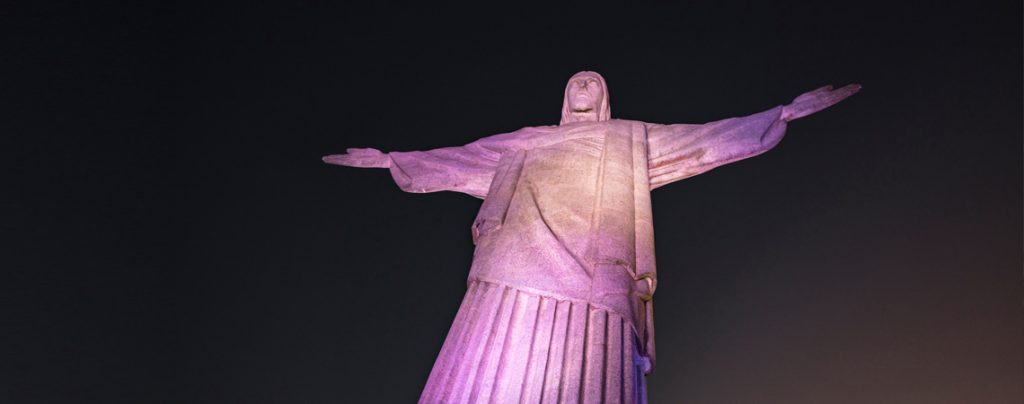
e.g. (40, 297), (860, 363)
(323, 71), (858, 403)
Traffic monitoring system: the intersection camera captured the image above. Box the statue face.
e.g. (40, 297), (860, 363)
(566, 74), (604, 119)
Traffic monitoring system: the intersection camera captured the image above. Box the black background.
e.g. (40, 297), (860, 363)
(4, 1), (1021, 403)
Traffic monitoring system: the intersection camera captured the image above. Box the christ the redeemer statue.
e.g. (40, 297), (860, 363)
(323, 71), (859, 403)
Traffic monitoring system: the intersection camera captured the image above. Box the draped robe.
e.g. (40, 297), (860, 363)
(384, 104), (788, 403)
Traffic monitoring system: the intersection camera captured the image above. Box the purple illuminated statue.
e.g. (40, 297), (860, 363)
(324, 71), (859, 403)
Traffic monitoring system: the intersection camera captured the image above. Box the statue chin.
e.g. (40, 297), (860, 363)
(569, 110), (599, 122)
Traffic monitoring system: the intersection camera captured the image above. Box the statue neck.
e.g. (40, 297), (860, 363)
(564, 111), (600, 124)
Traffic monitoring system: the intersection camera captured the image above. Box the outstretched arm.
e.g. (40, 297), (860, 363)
(647, 84), (860, 190)
(323, 138), (506, 199)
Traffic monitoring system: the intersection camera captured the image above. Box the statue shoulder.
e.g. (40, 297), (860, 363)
(472, 123), (563, 151)
(606, 118), (651, 132)
(609, 118), (650, 127)
(519, 123), (560, 132)
(507, 123), (564, 138)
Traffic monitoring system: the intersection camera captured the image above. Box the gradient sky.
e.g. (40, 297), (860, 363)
(5, 1), (1022, 403)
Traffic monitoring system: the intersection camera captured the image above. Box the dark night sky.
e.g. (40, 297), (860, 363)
(4, 1), (1021, 403)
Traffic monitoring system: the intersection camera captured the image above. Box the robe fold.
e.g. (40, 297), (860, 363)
(387, 105), (787, 403)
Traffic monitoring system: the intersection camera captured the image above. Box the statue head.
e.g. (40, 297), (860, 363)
(560, 71), (611, 125)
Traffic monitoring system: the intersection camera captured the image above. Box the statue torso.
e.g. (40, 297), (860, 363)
(468, 120), (651, 323)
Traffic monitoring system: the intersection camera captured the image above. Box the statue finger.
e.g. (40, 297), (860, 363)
(805, 85), (861, 114)
(832, 84), (862, 99)
(788, 97), (834, 119)
(818, 85), (861, 108)
(322, 154), (348, 165)
(811, 85), (834, 93)
(351, 156), (390, 168)
(794, 85), (833, 103)
(346, 147), (382, 155)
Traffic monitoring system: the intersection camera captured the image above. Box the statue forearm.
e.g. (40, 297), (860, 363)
(647, 106), (788, 189)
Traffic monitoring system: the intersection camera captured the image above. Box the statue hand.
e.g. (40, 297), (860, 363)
(322, 147), (391, 168)
(781, 84), (861, 122)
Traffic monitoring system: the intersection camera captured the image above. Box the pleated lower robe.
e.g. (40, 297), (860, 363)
(419, 281), (648, 404)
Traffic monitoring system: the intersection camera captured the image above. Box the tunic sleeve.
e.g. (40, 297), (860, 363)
(387, 132), (520, 199)
(646, 105), (788, 190)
